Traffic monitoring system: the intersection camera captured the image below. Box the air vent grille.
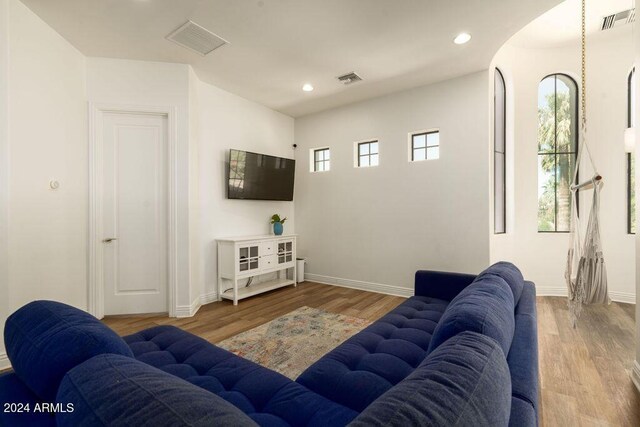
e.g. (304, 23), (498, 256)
(166, 21), (228, 56)
(337, 72), (363, 85)
(602, 9), (635, 30)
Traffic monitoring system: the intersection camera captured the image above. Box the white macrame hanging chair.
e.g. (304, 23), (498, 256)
(564, 0), (610, 326)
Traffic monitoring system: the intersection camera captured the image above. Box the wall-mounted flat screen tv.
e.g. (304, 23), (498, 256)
(227, 149), (295, 201)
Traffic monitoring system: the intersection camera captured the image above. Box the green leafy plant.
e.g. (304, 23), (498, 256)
(270, 214), (287, 224)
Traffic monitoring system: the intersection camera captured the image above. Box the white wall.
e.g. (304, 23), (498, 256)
(0, 0), (9, 368)
(294, 71), (491, 295)
(86, 59), (295, 314)
(195, 78), (295, 301)
(633, 0), (640, 393)
(86, 58), (193, 309)
(491, 28), (636, 302)
(6, 0), (87, 316)
(188, 68), (201, 310)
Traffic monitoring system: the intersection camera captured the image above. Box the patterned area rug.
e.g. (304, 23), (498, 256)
(217, 306), (371, 380)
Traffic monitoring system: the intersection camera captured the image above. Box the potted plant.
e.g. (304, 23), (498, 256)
(270, 214), (287, 236)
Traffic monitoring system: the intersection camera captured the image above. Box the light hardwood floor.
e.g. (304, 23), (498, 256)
(538, 297), (640, 427)
(103, 283), (640, 427)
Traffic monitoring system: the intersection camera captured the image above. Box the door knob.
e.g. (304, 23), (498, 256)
(103, 238), (117, 243)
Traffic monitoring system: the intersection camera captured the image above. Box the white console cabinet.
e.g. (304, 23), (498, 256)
(216, 235), (297, 305)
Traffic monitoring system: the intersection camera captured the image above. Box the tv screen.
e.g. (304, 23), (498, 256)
(227, 149), (295, 201)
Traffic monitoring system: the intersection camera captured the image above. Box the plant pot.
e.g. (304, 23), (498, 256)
(273, 221), (283, 235)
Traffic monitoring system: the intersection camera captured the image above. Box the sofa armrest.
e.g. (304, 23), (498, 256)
(414, 270), (477, 301)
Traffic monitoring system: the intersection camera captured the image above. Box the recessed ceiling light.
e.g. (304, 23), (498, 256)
(454, 33), (472, 45)
(302, 83), (314, 92)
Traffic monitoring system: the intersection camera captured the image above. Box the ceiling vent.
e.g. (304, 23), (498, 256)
(601, 9), (635, 31)
(337, 72), (363, 85)
(166, 21), (228, 56)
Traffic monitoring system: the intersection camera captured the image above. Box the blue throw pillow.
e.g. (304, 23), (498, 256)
(348, 331), (512, 427)
(4, 300), (133, 401)
(428, 276), (515, 356)
(57, 354), (257, 427)
(476, 261), (524, 304)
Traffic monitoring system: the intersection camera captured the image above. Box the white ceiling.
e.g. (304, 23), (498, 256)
(21, 0), (561, 117)
(509, 0), (635, 49)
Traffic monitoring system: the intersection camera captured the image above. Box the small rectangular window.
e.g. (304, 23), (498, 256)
(313, 148), (330, 172)
(411, 131), (439, 161)
(357, 141), (379, 167)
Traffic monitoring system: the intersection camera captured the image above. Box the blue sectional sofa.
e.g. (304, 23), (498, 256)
(0, 262), (538, 426)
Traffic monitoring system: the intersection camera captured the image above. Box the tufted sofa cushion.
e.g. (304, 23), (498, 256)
(348, 331), (512, 427)
(4, 300), (133, 401)
(476, 261), (525, 305)
(56, 354), (258, 427)
(296, 295), (449, 412)
(124, 325), (358, 426)
(428, 276), (515, 356)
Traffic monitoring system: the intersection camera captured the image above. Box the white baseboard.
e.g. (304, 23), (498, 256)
(0, 352), (9, 370)
(536, 285), (636, 304)
(632, 361), (640, 394)
(535, 286), (567, 297)
(175, 290), (219, 318)
(200, 290), (218, 306)
(175, 297), (200, 318)
(305, 276), (637, 305)
(608, 291), (636, 304)
(305, 273), (413, 298)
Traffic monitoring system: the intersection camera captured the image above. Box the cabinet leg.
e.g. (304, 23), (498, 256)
(233, 279), (238, 306)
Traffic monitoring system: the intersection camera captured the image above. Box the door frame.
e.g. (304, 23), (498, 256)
(88, 103), (178, 319)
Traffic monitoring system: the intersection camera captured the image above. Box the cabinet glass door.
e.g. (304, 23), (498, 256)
(239, 247), (249, 271)
(239, 245), (260, 272)
(277, 241), (293, 264)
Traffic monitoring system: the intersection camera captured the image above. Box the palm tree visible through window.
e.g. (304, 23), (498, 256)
(537, 74), (578, 232)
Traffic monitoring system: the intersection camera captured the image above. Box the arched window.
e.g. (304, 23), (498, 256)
(628, 68), (636, 234)
(494, 69), (506, 234)
(537, 74), (578, 232)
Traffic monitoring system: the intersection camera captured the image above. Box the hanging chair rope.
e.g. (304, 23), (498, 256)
(572, 0), (598, 186)
(565, 0), (610, 327)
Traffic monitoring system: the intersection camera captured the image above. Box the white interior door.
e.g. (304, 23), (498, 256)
(102, 112), (168, 315)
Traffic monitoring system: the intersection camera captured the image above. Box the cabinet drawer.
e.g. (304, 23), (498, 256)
(260, 241), (275, 255)
(261, 254), (277, 270)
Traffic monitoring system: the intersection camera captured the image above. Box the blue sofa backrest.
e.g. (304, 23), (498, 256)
(428, 275), (516, 356)
(349, 331), (512, 427)
(57, 354), (258, 427)
(419, 262), (538, 427)
(476, 261), (525, 305)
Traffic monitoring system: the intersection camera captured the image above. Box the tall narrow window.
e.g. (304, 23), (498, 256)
(313, 148), (330, 172)
(410, 131), (440, 161)
(537, 74), (578, 232)
(494, 69), (506, 234)
(628, 68), (636, 234)
(357, 141), (379, 167)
